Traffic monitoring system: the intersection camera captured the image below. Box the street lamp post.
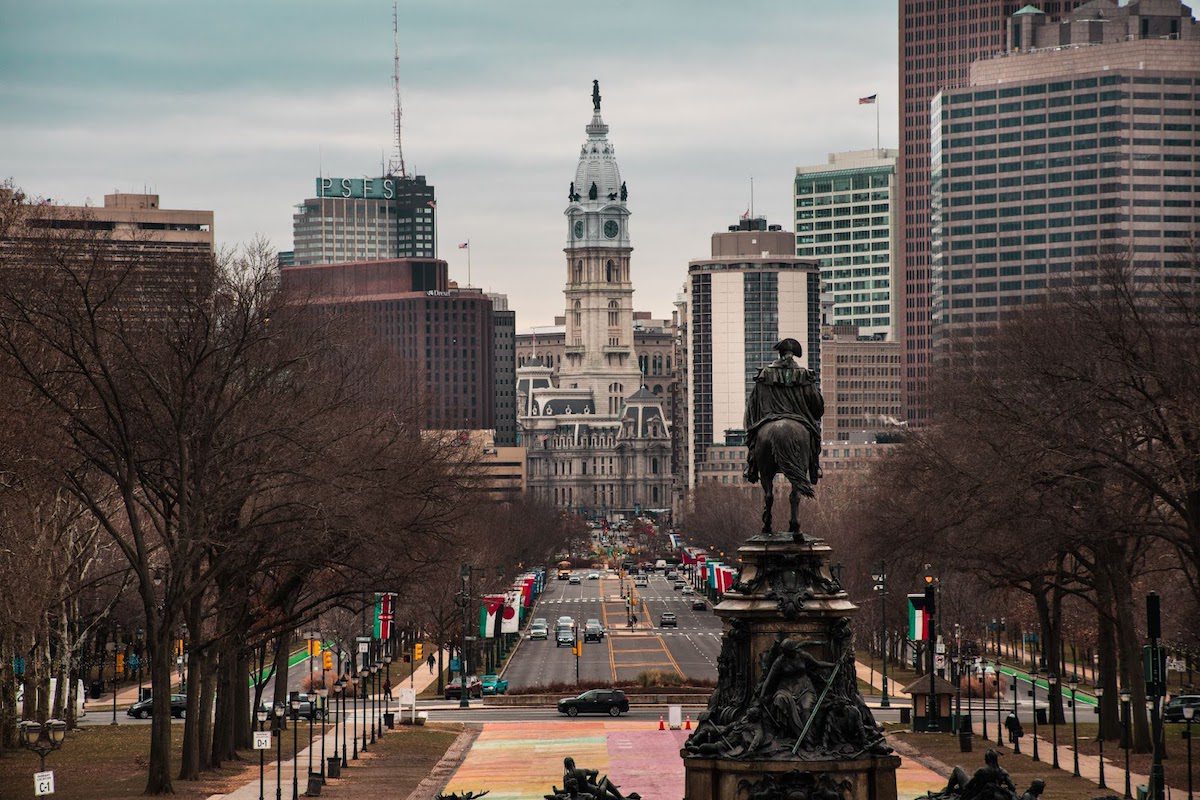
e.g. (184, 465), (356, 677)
(350, 673), (358, 760)
(1183, 705), (1194, 800)
(289, 693), (301, 800)
(994, 661), (1003, 747)
(1095, 685), (1107, 790)
(256, 709), (269, 800)
(273, 703), (285, 800)
(316, 685), (328, 784)
(924, 566), (937, 731)
(18, 719), (67, 773)
(1030, 669), (1041, 762)
(1120, 688), (1132, 800)
(952, 654), (962, 734)
(136, 627), (145, 702)
(371, 663), (380, 741)
(1047, 673), (1060, 769)
(873, 563), (889, 707)
(1011, 673), (1022, 754)
(1068, 676), (1080, 776)
(458, 564), (472, 710)
(358, 667), (369, 752)
(107, 638), (118, 726)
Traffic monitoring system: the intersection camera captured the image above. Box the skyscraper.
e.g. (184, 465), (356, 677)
(930, 0), (1200, 355)
(686, 216), (821, 489)
(898, 0), (1081, 422)
(795, 149), (899, 340)
(290, 174), (436, 265)
(516, 83), (671, 514)
(488, 292), (518, 446)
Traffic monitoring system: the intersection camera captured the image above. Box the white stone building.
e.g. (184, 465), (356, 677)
(517, 84), (672, 516)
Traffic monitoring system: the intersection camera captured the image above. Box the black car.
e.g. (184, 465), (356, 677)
(557, 689), (629, 717)
(258, 693), (327, 720)
(1163, 695), (1200, 722)
(584, 622), (605, 642)
(691, 599), (707, 611)
(659, 612), (677, 628)
(128, 694), (187, 719)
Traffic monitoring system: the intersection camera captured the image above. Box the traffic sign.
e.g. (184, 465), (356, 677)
(358, 642), (369, 654)
(34, 770), (54, 796)
(253, 731), (271, 750)
(934, 654), (947, 670)
(450, 658), (460, 672)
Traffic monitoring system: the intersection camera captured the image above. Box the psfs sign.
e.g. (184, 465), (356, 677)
(317, 177), (398, 200)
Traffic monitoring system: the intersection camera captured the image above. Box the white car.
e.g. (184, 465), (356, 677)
(681, 585), (694, 596)
(587, 572), (600, 580)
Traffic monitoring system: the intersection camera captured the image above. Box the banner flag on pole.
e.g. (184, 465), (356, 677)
(479, 595), (505, 638)
(908, 593), (930, 641)
(373, 593), (396, 640)
(501, 592), (520, 634)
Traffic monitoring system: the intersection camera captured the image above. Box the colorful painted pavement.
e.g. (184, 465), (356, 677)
(442, 721), (947, 800)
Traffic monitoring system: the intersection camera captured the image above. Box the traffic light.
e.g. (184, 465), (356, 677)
(116, 652), (125, 674)
(175, 639), (184, 657)
(308, 639), (321, 657)
(414, 643), (424, 661)
(322, 650), (333, 670)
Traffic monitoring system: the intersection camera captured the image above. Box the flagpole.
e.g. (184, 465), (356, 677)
(467, 241), (472, 287)
(876, 98), (881, 154)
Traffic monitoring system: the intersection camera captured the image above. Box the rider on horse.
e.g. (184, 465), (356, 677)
(743, 338), (824, 486)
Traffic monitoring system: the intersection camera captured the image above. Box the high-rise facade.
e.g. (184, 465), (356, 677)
(488, 292), (518, 446)
(685, 217), (822, 489)
(290, 174), (435, 265)
(898, 0), (1081, 422)
(820, 328), (903, 442)
(516, 84), (671, 515)
(930, 0), (1200, 354)
(795, 149), (900, 340)
(279, 258), (496, 431)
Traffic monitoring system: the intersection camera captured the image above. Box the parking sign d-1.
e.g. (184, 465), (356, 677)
(253, 731), (271, 750)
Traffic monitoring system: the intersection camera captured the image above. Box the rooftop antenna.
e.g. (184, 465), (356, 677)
(388, 1), (408, 178)
(750, 176), (755, 219)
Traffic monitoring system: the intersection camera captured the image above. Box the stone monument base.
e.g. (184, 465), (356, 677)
(684, 754), (901, 800)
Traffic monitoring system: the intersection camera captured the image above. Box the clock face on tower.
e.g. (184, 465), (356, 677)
(604, 220), (619, 239)
(573, 220), (584, 239)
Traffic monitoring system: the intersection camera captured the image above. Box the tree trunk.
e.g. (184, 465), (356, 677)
(1094, 584), (1121, 740)
(1108, 565), (1152, 753)
(271, 632), (292, 731)
(145, 626), (175, 794)
(197, 655), (216, 771)
(234, 648), (252, 751)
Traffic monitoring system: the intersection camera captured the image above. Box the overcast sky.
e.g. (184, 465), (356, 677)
(1, 0), (897, 327)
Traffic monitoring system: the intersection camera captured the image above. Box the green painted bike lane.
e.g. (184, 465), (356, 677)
(994, 663), (1097, 706)
(248, 647), (316, 688)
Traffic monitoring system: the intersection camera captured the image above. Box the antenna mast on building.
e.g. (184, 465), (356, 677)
(388, 0), (407, 178)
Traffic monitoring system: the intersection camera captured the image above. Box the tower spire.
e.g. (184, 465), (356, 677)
(388, 1), (407, 178)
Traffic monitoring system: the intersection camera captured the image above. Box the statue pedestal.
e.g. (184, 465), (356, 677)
(685, 754), (901, 800)
(682, 532), (898, 800)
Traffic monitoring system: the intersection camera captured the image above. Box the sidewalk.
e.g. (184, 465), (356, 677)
(217, 650), (448, 799)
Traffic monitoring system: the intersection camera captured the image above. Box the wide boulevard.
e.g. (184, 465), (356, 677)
(502, 567), (723, 690)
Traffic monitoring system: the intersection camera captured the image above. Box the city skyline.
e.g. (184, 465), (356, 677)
(0, 0), (897, 327)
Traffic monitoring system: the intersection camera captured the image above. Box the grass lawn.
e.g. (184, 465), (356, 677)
(1069, 720), (1194, 793)
(0, 723), (300, 800)
(857, 650), (921, 692)
(889, 730), (1105, 800)
(319, 723), (461, 799)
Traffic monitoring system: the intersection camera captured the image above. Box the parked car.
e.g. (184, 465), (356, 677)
(128, 694), (187, 719)
(557, 688), (629, 717)
(530, 621), (549, 640)
(1164, 694), (1200, 722)
(481, 674), (509, 695)
(587, 572), (600, 580)
(691, 599), (707, 611)
(584, 622), (605, 642)
(258, 693), (326, 721)
(556, 627), (576, 647)
(659, 612), (678, 628)
(444, 676), (483, 700)
(569, 575), (582, 585)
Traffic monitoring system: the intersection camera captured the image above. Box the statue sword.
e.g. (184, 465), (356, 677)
(791, 658), (841, 755)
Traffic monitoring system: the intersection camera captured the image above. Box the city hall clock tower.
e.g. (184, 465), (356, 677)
(561, 80), (641, 416)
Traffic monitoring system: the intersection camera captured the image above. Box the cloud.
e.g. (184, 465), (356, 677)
(0, 0), (898, 326)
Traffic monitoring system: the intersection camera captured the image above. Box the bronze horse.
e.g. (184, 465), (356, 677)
(753, 418), (816, 534)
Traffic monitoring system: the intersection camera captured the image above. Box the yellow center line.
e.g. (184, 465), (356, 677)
(655, 634), (686, 680)
(598, 579), (617, 682)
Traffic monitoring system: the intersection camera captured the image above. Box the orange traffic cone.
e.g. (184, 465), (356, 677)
(658, 714), (665, 731)
(685, 714), (692, 730)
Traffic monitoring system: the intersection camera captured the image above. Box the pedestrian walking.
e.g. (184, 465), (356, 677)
(427, 652), (436, 674)
(383, 677), (393, 700)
